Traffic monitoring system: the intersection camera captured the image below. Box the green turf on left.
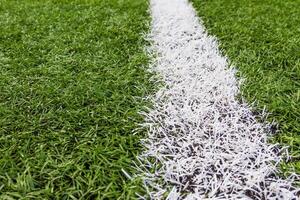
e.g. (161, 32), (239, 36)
(191, 0), (300, 175)
(0, 0), (152, 198)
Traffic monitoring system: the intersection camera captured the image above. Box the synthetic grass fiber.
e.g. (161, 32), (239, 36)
(191, 0), (300, 174)
(0, 0), (152, 198)
(137, 0), (299, 198)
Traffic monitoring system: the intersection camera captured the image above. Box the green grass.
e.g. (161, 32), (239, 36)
(191, 0), (300, 174)
(0, 0), (152, 199)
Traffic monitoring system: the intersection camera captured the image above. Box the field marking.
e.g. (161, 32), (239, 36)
(137, 0), (299, 199)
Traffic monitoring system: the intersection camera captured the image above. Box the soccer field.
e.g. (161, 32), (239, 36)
(0, 0), (152, 198)
(191, 0), (300, 174)
(0, 0), (299, 199)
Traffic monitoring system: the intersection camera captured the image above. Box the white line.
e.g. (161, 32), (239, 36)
(137, 0), (299, 199)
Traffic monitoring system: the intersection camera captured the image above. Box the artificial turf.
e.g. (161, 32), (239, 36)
(0, 0), (152, 198)
(191, 0), (300, 174)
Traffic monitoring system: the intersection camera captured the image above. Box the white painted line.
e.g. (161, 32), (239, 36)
(137, 0), (299, 199)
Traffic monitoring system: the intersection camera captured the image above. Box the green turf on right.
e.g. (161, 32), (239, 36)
(0, 0), (152, 199)
(191, 0), (300, 174)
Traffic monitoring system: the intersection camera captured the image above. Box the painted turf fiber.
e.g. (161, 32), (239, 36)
(137, 0), (299, 199)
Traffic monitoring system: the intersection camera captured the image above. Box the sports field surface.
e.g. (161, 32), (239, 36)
(0, 0), (152, 198)
(0, 0), (299, 199)
(137, 0), (298, 198)
(191, 0), (300, 174)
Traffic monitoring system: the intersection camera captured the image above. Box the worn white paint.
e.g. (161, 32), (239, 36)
(137, 0), (299, 199)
